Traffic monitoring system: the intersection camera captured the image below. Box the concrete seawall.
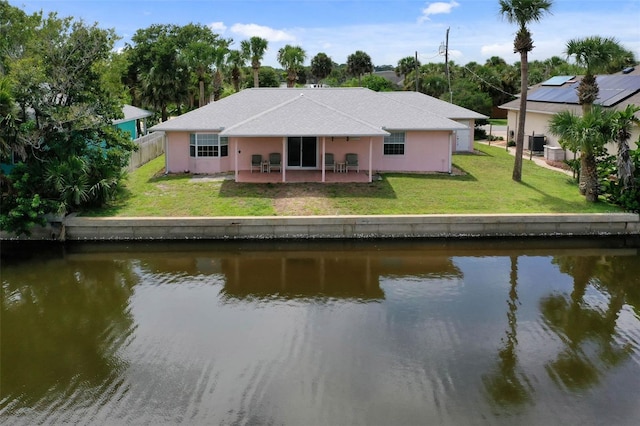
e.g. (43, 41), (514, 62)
(16, 213), (629, 241)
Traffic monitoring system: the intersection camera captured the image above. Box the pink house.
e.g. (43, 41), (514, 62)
(150, 88), (486, 183)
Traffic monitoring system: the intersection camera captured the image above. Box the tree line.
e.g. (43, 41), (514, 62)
(121, 23), (381, 121)
(118, 21), (636, 123)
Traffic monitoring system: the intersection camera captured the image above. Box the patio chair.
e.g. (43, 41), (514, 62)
(324, 153), (336, 172)
(345, 153), (359, 173)
(251, 154), (262, 173)
(268, 152), (282, 173)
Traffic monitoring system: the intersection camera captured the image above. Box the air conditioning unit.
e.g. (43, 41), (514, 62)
(528, 134), (546, 152)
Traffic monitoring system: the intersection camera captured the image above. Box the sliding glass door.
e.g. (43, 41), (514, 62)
(287, 137), (317, 168)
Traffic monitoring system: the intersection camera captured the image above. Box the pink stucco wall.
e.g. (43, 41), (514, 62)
(236, 137), (286, 170)
(320, 132), (452, 173)
(165, 131), (232, 174)
(371, 131), (452, 173)
(165, 131), (452, 174)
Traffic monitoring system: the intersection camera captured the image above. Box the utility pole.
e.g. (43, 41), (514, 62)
(445, 27), (452, 103)
(415, 51), (419, 92)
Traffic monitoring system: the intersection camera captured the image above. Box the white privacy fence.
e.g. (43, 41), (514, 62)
(126, 132), (165, 172)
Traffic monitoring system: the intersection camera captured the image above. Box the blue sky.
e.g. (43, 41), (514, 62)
(10, 0), (640, 68)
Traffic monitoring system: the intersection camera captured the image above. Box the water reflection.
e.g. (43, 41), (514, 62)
(1, 246), (136, 409)
(1, 239), (639, 425)
(482, 256), (533, 410)
(542, 254), (639, 391)
(219, 249), (460, 302)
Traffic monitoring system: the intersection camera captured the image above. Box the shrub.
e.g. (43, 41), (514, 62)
(474, 127), (487, 140)
(564, 158), (580, 177)
(598, 150), (640, 212)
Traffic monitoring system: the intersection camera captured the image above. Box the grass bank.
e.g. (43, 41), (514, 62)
(88, 143), (620, 217)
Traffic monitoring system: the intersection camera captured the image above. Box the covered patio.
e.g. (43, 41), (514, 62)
(236, 169), (372, 183)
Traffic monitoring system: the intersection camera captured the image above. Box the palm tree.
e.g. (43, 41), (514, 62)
(603, 45), (636, 74)
(240, 36), (268, 88)
(610, 105), (640, 190)
(499, 0), (553, 182)
(566, 36), (626, 115)
(310, 52), (333, 86)
(548, 107), (613, 201)
(565, 36), (633, 194)
(277, 45), (307, 88)
(227, 49), (246, 92)
(395, 56), (421, 89)
(346, 50), (374, 87)
(212, 42), (231, 101)
(141, 63), (185, 122)
(181, 42), (215, 107)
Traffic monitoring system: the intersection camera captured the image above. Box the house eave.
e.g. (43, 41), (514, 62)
(389, 127), (466, 132)
(220, 131), (389, 138)
(150, 127), (225, 133)
(113, 114), (151, 124)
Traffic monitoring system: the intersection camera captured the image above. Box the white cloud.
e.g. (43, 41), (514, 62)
(242, 7), (638, 70)
(480, 43), (514, 60)
(448, 49), (463, 60)
(230, 23), (296, 42)
(419, 1), (460, 23)
(208, 22), (227, 34)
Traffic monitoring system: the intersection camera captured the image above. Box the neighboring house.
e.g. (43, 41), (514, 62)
(2, 104), (153, 174)
(500, 67), (640, 160)
(113, 105), (154, 140)
(150, 87), (486, 183)
(374, 70), (404, 88)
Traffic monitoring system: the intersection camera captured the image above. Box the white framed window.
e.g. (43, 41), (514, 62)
(383, 132), (405, 155)
(189, 134), (228, 158)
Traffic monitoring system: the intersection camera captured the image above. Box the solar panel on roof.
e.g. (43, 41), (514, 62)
(528, 87), (577, 103)
(600, 90), (634, 107)
(528, 75), (640, 106)
(541, 75), (575, 86)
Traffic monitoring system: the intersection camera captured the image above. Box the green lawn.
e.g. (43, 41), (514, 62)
(88, 143), (621, 217)
(489, 118), (508, 126)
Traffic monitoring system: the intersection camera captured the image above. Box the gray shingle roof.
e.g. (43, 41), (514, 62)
(150, 87), (474, 134)
(221, 94), (388, 137)
(113, 105), (154, 124)
(381, 91), (488, 120)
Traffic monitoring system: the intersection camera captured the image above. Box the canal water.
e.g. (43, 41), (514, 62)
(1, 238), (639, 425)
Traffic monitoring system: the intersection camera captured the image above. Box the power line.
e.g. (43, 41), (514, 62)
(417, 52), (442, 61)
(462, 65), (519, 98)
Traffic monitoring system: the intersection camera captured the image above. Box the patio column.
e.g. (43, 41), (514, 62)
(282, 137), (286, 182)
(164, 132), (169, 174)
(448, 133), (453, 174)
(368, 137), (373, 183)
(322, 136), (326, 182)
(234, 138), (239, 181)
